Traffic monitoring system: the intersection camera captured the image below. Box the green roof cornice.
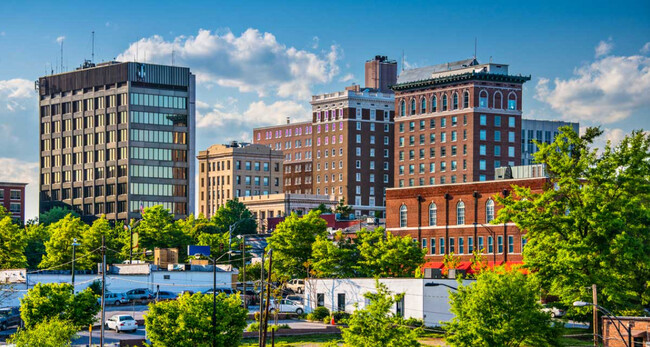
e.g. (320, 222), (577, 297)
(391, 72), (532, 91)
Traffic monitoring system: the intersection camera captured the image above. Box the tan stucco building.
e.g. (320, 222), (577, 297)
(239, 193), (337, 232)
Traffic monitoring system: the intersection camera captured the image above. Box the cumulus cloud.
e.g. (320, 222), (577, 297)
(535, 53), (650, 124)
(0, 79), (39, 159)
(197, 99), (309, 128)
(595, 38), (613, 57)
(55, 36), (65, 44)
(117, 28), (341, 99)
(339, 73), (355, 83)
(0, 79), (33, 111)
(641, 42), (650, 54)
(0, 158), (39, 220)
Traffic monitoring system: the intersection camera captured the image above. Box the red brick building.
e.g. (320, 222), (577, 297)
(391, 59), (531, 187)
(386, 177), (547, 263)
(253, 120), (313, 194)
(0, 182), (28, 222)
(602, 316), (649, 347)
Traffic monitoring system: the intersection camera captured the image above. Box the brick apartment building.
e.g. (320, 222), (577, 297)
(253, 120), (313, 194)
(386, 177), (548, 263)
(0, 182), (27, 222)
(391, 59), (531, 187)
(197, 141), (283, 218)
(254, 56), (397, 217)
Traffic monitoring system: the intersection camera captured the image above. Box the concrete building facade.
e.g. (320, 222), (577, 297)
(0, 182), (27, 222)
(386, 177), (548, 263)
(38, 61), (195, 222)
(197, 141), (284, 218)
(238, 193), (336, 232)
(391, 59), (531, 187)
(521, 119), (579, 165)
(253, 120), (313, 194)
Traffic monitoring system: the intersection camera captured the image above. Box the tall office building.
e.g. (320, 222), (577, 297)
(38, 62), (195, 222)
(521, 119), (579, 165)
(197, 141), (284, 218)
(391, 59), (530, 186)
(365, 55), (398, 94)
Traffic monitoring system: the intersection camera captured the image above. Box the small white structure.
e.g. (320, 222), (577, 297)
(305, 278), (473, 327)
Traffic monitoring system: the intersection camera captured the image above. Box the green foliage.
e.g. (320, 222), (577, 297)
(39, 207), (79, 226)
(334, 198), (353, 218)
(23, 223), (49, 269)
(311, 203), (332, 214)
(307, 306), (330, 321)
(144, 292), (247, 347)
(267, 211), (327, 279)
(341, 280), (421, 347)
(246, 321), (259, 332)
(79, 216), (123, 269)
(310, 232), (359, 278)
(445, 269), (562, 347)
(0, 215), (26, 268)
(212, 198), (257, 235)
(177, 214), (219, 243)
(20, 283), (99, 329)
(495, 127), (650, 314)
(356, 228), (425, 277)
(39, 215), (88, 270)
(238, 261), (263, 283)
(87, 280), (102, 296)
(442, 253), (461, 277)
(8, 317), (78, 347)
(135, 205), (190, 260)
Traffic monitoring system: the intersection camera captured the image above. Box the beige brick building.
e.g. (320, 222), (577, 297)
(239, 193), (336, 232)
(197, 141), (283, 218)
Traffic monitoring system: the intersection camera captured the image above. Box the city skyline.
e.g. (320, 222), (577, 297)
(0, 0), (649, 220)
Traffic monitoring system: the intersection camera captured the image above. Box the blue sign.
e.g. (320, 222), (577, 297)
(187, 245), (211, 257)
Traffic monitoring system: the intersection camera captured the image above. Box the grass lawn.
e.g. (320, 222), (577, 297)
(240, 334), (342, 347)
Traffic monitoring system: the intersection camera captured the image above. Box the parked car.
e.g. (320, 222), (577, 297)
(155, 291), (177, 301)
(284, 279), (304, 294)
(203, 288), (234, 295)
(105, 314), (138, 333)
(541, 304), (565, 318)
(98, 292), (128, 306)
(285, 294), (304, 304)
(269, 299), (304, 315)
(125, 288), (154, 303)
(0, 307), (21, 331)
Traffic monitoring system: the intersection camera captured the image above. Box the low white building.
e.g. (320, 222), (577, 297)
(305, 278), (473, 327)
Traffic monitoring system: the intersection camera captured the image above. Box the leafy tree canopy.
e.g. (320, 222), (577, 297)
(8, 317), (78, 347)
(23, 223), (49, 269)
(311, 203), (332, 214)
(39, 215), (88, 270)
(20, 283), (99, 329)
(356, 228), (425, 278)
(341, 280), (421, 347)
(334, 198), (353, 218)
(39, 207), (79, 226)
(0, 215), (26, 268)
(144, 292), (247, 347)
(135, 205), (190, 260)
(445, 269), (562, 347)
(310, 231), (359, 278)
(211, 198), (257, 235)
(495, 127), (650, 314)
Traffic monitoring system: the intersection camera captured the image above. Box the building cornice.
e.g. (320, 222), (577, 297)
(391, 72), (532, 92)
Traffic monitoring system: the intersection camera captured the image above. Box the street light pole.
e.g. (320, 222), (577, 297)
(480, 224), (498, 265)
(71, 238), (80, 292)
(573, 301), (632, 347)
(194, 251), (231, 347)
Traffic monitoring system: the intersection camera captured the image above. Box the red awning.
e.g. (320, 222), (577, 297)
(456, 261), (473, 271)
(422, 261), (444, 269)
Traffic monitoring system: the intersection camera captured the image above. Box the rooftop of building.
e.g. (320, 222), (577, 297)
(366, 55), (398, 64)
(198, 141), (283, 157)
(253, 119), (312, 131)
(311, 87), (395, 104)
(387, 176), (547, 192)
(0, 182), (28, 187)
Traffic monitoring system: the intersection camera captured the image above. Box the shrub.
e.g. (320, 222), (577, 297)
(331, 311), (350, 322)
(402, 317), (424, 327)
(246, 321), (259, 332)
(307, 306), (330, 321)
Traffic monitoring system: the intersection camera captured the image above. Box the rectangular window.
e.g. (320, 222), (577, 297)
(430, 238), (436, 255)
(479, 130), (486, 140)
(498, 236), (504, 253)
(422, 238), (427, 251)
(488, 236), (493, 253)
(459, 237), (464, 254)
(480, 114), (487, 125)
(449, 237), (455, 253)
(508, 235), (514, 253)
(509, 117), (515, 127)
(439, 238), (445, 255)
(509, 131), (515, 143)
(508, 146), (515, 157)
(468, 236), (474, 253)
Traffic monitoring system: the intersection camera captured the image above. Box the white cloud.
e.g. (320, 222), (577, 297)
(55, 36), (65, 44)
(595, 38), (613, 57)
(117, 28), (341, 99)
(339, 73), (354, 83)
(312, 36), (319, 49)
(197, 99), (308, 128)
(641, 42), (650, 54)
(0, 78), (33, 112)
(535, 54), (650, 124)
(0, 158), (39, 221)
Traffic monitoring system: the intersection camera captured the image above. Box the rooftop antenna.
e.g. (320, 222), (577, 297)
(474, 37), (477, 61)
(91, 31), (95, 63)
(60, 38), (64, 73)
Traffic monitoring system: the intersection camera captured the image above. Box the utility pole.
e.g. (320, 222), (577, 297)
(100, 235), (106, 347)
(593, 284), (598, 347)
(71, 238), (80, 292)
(258, 250), (265, 346)
(261, 250), (273, 347)
(242, 237), (247, 309)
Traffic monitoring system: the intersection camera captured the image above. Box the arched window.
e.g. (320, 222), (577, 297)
(410, 99), (416, 115)
(420, 98), (427, 114)
(429, 203), (437, 226)
(463, 91), (470, 108)
(479, 90), (488, 107)
(431, 95), (437, 112)
(442, 94), (448, 111)
(400, 100), (405, 117)
(399, 205), (408, 227)
(457, 201), (465, 225)
(452, 92), (459, 110)
(494, 91), (503, 109)
(507, 92), (517, 110)
(486, 199), (495, 223)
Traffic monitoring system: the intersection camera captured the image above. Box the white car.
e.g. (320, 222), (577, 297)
(269, 299), (304, 315)
(541, 305), (565, 318)
(105, 314), (138, 333)
(284, 279), (305, 294)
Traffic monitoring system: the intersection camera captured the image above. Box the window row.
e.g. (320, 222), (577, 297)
(130, 111), (186, 126)
(130, 93), (187, 109)
(398, 90), (518, 117)
(130, 129), (187, 144)
(40, 94), (127, 117)
(399, 200), (495, 228)
(130, 200), (187, 215)
(0, 190), (22, 200)
(41, 112), (128, 134)
(421, 234), (522, 255)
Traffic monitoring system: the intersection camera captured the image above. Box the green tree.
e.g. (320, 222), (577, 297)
(266, 211), (327, 279)
(39, 207), (79, 226)
(495, 128), (650, 314)
(39, 215), (88, 270)
(0, 215), (26, 268)
(356, 228), (425, 277)
(145, 292), (247, 347)
(135, 205), (190, 260)
(8, 317), (78, 347)
(310, 231), (359, 278)
(445, 269), (562, 347)
(341, 280), (421, 347)
(311, 203), (332, 214)
(78, 216), (123, 268)
(177, 213), (219, 244)
(212, 198), (257, 235)
(334, 198), (353, 218)
(20, 283), (99, 329)
(24, 223), (49, 269)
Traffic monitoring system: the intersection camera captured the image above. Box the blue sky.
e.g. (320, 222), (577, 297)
(1, 0), (649, 220)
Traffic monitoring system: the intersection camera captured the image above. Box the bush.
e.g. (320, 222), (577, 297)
(402, 317), (424, 327)
(307, 306), (330, 321)
(331, 311), (350, 322)
(246, 321), (259, 332)
(247, 322), (290, 332)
